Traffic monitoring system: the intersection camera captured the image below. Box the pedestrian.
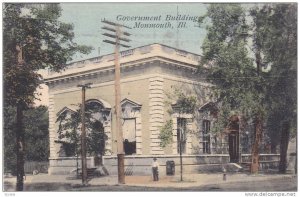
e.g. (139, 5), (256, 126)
(152, 157), (159, 181)
(222, 167), (227, 181)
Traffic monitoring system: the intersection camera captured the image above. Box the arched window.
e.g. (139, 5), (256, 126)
(199, 102), (218, 154)
(56, 99), (112, 158)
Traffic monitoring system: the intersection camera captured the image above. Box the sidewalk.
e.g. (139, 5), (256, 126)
(122, 173), (296, 188)
(4, 172), (296, 189)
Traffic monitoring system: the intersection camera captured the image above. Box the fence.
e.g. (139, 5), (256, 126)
(24, 161), (49, 174)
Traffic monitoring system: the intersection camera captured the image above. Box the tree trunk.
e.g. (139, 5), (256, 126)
(16, 102), (25, 191)
(250, 114), (263, 173)
(295, 150), (297, 174)
(279, 121), (290, 173)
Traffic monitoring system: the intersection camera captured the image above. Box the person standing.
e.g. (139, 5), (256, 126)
(152, 157), (159, 181)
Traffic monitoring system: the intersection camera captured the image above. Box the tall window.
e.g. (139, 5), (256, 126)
(122, 118), (136, 155)
(202, 120), (211, 154)
(56, 101), (108, 158)
(177, 118), (187, 154)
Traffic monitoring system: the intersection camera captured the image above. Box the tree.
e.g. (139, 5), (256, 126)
(3, 3), (92, 190)
(250, 4), (297, 173)
(4, 106), (49, 174)
(56, 105), (81, 157)
(24, 106), (49, 161)
(159, 120), (173, 148)
(86, 120), (107, 157)
(160, 88), (197, 148)
(56, 103), (107, 159)
(200, 3), (297, 173)
(174, 91), (197, 181)
(199, 4), (269, 173)
(159, 88), (197, 181)
(4, 107), (17, 175)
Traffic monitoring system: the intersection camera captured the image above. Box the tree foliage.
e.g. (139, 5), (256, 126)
(165, 87), (197, 115)
(250, 4), (297, 172)
(4, 106), (49, 174)
(3, 3), (92, 106)
(200, 4), (268, 137)
(251, 4), (297, 141)
(159, 88), (197, 148)
(199, 3), (297, 172)
(56, 102), (107, 157)
(174, 92), (197, 115)
(24, 106), (49, 161)
(3, 4), (92, 189)
(4, 107), (17, 174)
(159, 120), (173, 148)
(199, 4), (267, 173)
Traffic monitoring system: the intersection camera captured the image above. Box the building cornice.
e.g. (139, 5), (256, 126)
(49, 73), (213, 95)
(44, 43), (206, 85)
(44, 56), (202, 85)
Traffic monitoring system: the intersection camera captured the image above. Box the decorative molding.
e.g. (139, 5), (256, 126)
(49, 73), (212, 96)
(44, 52), (202, 86)
(121, 98), (143, 155)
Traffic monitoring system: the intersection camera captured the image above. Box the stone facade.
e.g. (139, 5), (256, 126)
(44, 43), (242, 174)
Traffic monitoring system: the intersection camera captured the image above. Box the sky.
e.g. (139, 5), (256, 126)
(34, 3), (262, 106)
(59, 3), (208, 60)
(35, 2), (210, 106)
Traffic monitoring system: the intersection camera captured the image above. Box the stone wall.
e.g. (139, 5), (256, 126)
(48, 157), (95, 175)
(48, 154), (280, 175)
(102, 154), (280, 176)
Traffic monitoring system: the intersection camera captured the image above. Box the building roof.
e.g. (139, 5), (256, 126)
(44, 43), (207, 84)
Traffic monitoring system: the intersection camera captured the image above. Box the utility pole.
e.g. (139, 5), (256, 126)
(179, 128), (183, 181)
(179, 125), (185, 182)
(101, 19), (131, 184)
(77, 83), (92, 186)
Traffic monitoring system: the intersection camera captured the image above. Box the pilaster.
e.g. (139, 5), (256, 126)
(48, 94), (59, 159)
(149, 77), (164, 154)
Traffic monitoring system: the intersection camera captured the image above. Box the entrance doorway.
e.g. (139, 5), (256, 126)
(228, 131), (239, 163)
(227, 115), (240, 163)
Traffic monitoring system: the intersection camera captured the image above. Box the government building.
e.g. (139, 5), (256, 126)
(44, 43), (278, 175)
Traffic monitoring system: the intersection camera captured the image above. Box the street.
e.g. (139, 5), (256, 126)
(3, 174), (297, 192)
(65, 176), (298, 191)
